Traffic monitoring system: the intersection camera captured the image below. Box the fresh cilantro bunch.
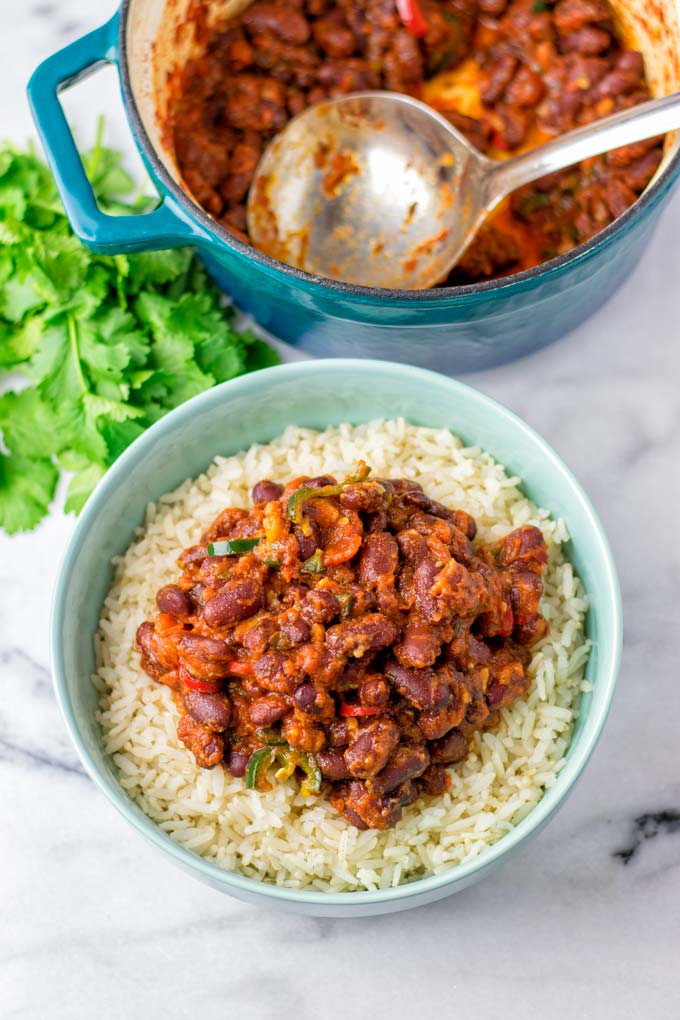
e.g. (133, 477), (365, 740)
(0, 128), (278, 534)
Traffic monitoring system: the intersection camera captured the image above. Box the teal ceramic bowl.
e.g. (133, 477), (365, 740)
(52, 360), (621, 916)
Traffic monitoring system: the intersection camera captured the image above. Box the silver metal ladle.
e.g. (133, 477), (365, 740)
(246, 89), (680, 289)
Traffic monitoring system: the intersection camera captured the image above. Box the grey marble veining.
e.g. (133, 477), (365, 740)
(2, 2), (680, 1017)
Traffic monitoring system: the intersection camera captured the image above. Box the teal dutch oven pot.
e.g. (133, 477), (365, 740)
(28, 0), (680, 373)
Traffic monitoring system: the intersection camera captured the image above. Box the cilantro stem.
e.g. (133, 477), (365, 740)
(67, 314), (88, 395)
(88, 115), (105, 183)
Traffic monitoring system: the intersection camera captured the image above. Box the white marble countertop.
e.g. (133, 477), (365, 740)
(3, 3), (680, 1017)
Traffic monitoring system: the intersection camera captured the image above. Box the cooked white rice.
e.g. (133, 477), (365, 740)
(94, 420), (590, 892)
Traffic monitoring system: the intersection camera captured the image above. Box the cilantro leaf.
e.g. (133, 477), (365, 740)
(0, 453), (58, 534)
(0, 133), (279, 535)
(243, 334), (282, 372)
(125, 249), (194, 291)
(0, 387), (67, 458)
(2, 272), (44, 322)
(64, 462), (107, 515)
(30, 318), (87, 404)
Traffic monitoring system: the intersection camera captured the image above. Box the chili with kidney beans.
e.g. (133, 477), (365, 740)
(167, 0), (663, 284)
(136, 465), (549, 830)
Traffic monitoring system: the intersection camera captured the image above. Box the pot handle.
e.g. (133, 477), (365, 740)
(27, 13), (200, 255)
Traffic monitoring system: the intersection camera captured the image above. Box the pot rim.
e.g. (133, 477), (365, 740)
(118, 0), (680, 303)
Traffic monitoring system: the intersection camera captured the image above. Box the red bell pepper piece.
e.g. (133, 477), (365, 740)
(227, 660), (255, 677)
(179, 665), (221, 694)
(396, 0), (429, 38)
(339, 701), (381, 717)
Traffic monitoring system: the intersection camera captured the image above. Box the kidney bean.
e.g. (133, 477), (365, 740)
(464, 670), (492, 727)
(359, 676), (390, 710)
(372, 745), (430, 795)
(615, 49), (644, 77)
(177, 714), (224, 768)
(279, 609), (312, 647)
(607, 136), (659, 169)
(254, 649), (295, 694)
(328, 717), (357, 747)
(325, 613), (399, 658)
(251, 479), (284, 504)
(379, 478), (423, 495)
(479, 0), (507, 14)
(227, 749), (249, 778)
(505, 65), (544, 108)
(183, 690), (233, 731)
(293, 681), (318, 711)
(299, 588), (340, 624)
(136, 622), (166, 679)
(189, 583), (207, 608)
(431, 729), (470, 764)
(490, 659), (529, 705)
(340, 480), (390, 513)
(304, 474), (337, 488)
(177, 635), (232, 674)
(410, 511), (473, 563)
(204, 579), (264, 628)
(242, 3), (310, 45)
(295, 520), (321, 560)
(397, 529), (429, 565)
(224, 77), (288, 133)
(386, 29), (424, 86)
(336, 777), (418, 829)
(594, 67), (637, 98)
(316, 748), (353, 780)
(220, 165), (256, 205)
(385, 660), (450, 711)
(622, 149), (662, 191)
(509, 569), (543, 620)
(418, 701), (466, 741)
(494, 526), (548, 572)
(178, 633), (230, 659)
(341, 804), (369, 831)
(515, 615), (550, 646)
(156, 585), (192, 618)
(560, 26), (611, 54)
(394, 620), (441, 669)
(317, 58), (380, 91)
(358, 532), (399, 584)
(413, 556), (440, 615)
(344, 718), (400, 778)
(498, 106), (528, 148)
(313, 17), (356, 58)
(418, 763), (449, 796)
(225, 34), (254, 72)
(481, 53), (517, 106)
(240, 616), (278, 653)
(221, 207), (248, 237)
(364, 510), (389, 533)
(183, 171), (222, 218)
(179, 544), (209, 567)
(554, 0), (610, 34)
(402, 490), (469, 532)
(249, 693), (289, 726)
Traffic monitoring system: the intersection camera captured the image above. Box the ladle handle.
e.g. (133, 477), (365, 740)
(486, 91), (680, 203)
